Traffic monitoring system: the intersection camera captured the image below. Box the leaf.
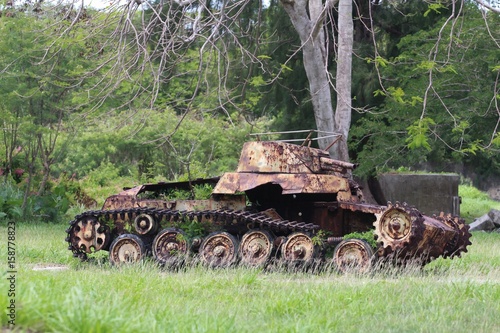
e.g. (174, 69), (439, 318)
(452, 120), (470, 135)
(416, 61), (436, 71)
(439, 65), (458, 74)
(493, 133), (500, 147)
(406, 117), (436, 151)
(249, 76), (266, 87)
(257, 55), (272, 60)
(461, 140), (484, 155)
(387, 86), (406, 104)
(410, 96), (423, 106)
(280, 63), (293, 72)
(373, 89), (386, 97)
(375, 56), (389, 68)
(424, 3), (445, 17)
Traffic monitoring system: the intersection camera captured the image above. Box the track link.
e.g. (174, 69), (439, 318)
(66, 208), (320, 261)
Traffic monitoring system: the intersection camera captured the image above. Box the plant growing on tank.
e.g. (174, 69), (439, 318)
(164, 216), (215, 239)
(163, 184), (214, 201)
(342, 230), (377, 249)
(311, 229), (331, 246)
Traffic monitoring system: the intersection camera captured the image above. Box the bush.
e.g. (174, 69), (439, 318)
(0, 177), (75, 223)
(0, 179), (24, 220)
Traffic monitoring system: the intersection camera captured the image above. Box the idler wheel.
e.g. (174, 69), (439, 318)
(109, 234), (145, 265)
(333, 239), (375, 274)
(199, 232), (239, 268)
(281, 232), (317, 262)
(437, 213), (472, 258)
(152, 228), (190, 265)
(69, 217), (109, 254)
(239, 230), (274, 267)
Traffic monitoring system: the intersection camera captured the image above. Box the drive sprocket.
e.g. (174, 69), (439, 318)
(373, 202), (425, 256)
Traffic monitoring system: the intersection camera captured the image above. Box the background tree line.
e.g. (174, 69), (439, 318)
(0, 0), (498, 221)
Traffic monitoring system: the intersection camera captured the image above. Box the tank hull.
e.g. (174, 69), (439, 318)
(66, 140), (471, 270)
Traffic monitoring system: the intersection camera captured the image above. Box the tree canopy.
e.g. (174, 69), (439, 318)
(0, 0), (499, 219)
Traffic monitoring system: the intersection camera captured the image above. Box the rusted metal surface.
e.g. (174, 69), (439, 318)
(373, 202), (471, 262)
(152, 228), (189, 265)
(133, 213), (158, 235)
(172, 195), (246, 211)
(199, 232), (239, 267)
(374, 202), (425, 258)
(239, 230), (274, 266)
(339, 202), (385, 215)
(236, 141), (356, 175)
(213, 172), (350, 195)
(67, 139), (472, 270)
(333, 239), (374, 274)
(68, 217), (109, 254)
(236, 141), (327, 174)
(102, 194), (138, 210)
(103, 191), (246, 212)
(109, 234), (145, 265)
(413, 215), (457, 261)
(281, 232), (317, 261)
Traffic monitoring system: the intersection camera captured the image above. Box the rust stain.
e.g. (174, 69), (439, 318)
(213, 172), (350, 195)
(68, 140), (471, 269)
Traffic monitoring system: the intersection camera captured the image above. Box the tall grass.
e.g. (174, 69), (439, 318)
(459, 185), (500, 222)
(1, 223), (500, 333)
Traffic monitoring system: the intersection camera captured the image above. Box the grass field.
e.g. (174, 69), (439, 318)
(1, 223), (500, 333)
(459, 185), (500, 222)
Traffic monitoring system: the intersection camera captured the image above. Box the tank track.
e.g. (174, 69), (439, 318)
(66, 208), (320, 261)
(433, 213), (472, 258)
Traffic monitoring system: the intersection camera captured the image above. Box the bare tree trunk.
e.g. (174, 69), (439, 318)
(280, 0), (353, 162)
(22, 138), (38, 217)
(1, 109), (21, 179)
(333, 0), (353, 162)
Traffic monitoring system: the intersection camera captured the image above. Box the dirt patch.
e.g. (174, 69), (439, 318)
(32, 264), (69, 271)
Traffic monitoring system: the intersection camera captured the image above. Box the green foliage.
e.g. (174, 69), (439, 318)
(311, 229), (331, 246)
(87, 161), (121, 187)
(343, 230), (377, 249)
(0, 179), (24, 220)
(459, 184), (500, 222)
(365, 56), (389, 68)
(174, 217), (212, 239)
(55, 109), (270, 184)
(424, 3), (446, 17)
(159, 184), (214, 202)
(0, 178), (73, 222)
(406, 117), (435, 151)
(493, 133), (500, 147)
(351, 4), (500, 180)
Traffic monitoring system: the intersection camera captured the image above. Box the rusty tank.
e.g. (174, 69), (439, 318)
(66, 139), (472, 272)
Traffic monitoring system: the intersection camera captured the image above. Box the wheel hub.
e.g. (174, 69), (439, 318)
(109, 234), (145, 265)
(213, 246), (226, 257)
(281, 232), (316, 262)
(152, 228), (189, 265)
(333, 239), (374, 274)
(200, 232), (238, 267)
(239, 230), (274, 267)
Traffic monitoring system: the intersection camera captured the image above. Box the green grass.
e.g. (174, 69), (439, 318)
(1, 223), (500, 333)
(459, 185), (500, 222)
